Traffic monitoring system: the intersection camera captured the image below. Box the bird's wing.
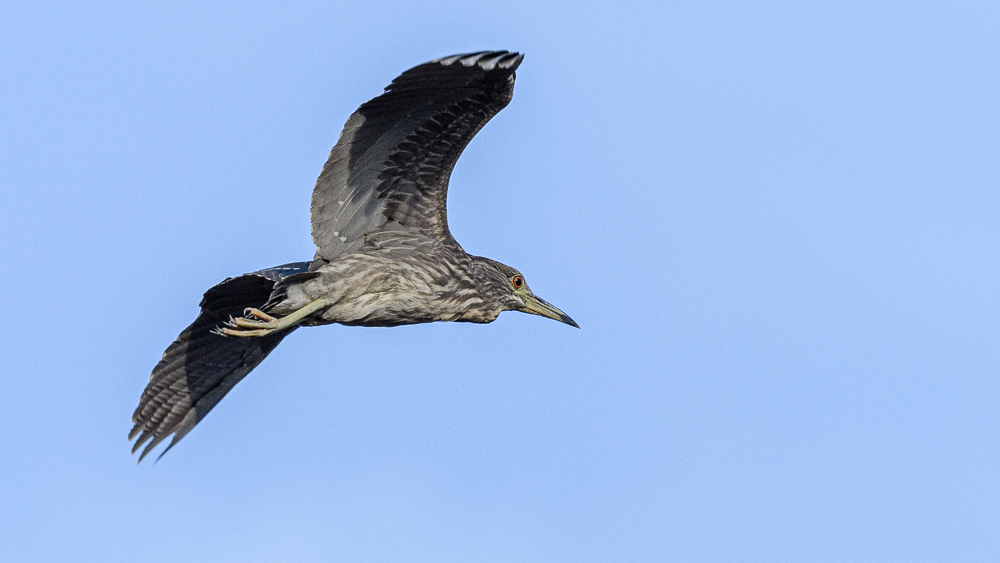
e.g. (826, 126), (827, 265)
(310, 51), (523, 262)
(129, 263), (310, 462)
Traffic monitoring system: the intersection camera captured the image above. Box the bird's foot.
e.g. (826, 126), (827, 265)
(214, 308), (288, 337)
(235, 308), (278, 325)
(212, 299), (332, 337)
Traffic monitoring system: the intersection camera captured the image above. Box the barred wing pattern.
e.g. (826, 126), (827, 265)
(129, 263), (309, 461)
(310, 51), (523, 262)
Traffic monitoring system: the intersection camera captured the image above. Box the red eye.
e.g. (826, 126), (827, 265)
(511, 275), (524, 289)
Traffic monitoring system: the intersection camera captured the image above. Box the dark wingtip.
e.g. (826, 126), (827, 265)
(434, 51), (523, 72)
(135, 431), (170, 463)
(153, 436), (183, 464)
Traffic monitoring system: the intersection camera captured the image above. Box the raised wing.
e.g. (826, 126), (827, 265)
(310, 51), (523, 262)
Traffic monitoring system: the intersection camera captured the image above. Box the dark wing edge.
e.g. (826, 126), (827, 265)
(128, 262), (309, 462)
(310, 51), (524, 262)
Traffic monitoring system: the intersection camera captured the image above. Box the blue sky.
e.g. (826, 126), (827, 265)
(2, 1), (999, 561)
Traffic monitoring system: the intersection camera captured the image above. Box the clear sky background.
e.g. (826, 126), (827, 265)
(2, 1), (999, 561)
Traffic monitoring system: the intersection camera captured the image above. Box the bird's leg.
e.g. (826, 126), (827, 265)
(214, 298), (332, 337)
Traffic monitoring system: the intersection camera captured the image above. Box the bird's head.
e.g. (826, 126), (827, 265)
(472, 257), (578, 328)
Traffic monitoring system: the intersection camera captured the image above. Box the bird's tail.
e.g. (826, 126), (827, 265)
(129, 263), (311, 462)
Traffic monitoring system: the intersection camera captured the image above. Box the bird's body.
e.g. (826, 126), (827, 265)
(130, 51), (576, 461)
(276, 233), (499, 327)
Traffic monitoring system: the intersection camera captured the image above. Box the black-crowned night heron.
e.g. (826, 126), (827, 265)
(130, 51), (577, 462)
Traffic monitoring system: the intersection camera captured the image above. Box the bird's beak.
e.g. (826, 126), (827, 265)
(519, 292), (579, 328)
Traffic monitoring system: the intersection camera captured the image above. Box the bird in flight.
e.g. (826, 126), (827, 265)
(130, 51), (577, 462)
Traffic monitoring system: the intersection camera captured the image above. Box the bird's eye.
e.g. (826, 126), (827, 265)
(511, 275), (524, 290)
